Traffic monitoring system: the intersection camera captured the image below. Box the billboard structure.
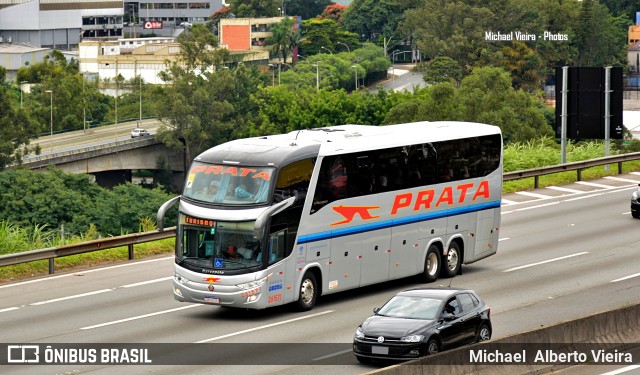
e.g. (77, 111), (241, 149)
(555, 67), (623, 140)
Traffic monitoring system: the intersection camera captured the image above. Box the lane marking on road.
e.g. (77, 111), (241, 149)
(498, 237), (510, 241)
(80, 304), (202, 330)
(312, 348), (353, 361)
(196, 310), (335, 343)
(545, 186), (584, 194)
(564, 192), (606, 202)
(30, 289), (113, 306)
(121, 277), (173, 288)
(0, 256), (174, 290)
(611, 272), (640, 283)
(515, 191), (553, 199)
(575, 181), (615, 189)
(0, 307), (20, 313)
(600, 364), (640, 375)
(503, 252), (589, 273)
(604, 176), (640, 184)
(503, 201), (559, 213)
(501, 199), (517, 205)
(631, 172), (640, 176)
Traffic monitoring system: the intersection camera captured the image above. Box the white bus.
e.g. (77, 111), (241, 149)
(157, 121), (502, 311)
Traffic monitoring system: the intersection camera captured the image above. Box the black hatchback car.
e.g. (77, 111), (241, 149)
(632, 184), (640, 218)
(353, 287), (491, 363)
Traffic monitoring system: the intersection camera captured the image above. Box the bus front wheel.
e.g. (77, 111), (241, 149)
(295, 271), (318, 311)
(421, 245), (441, 283)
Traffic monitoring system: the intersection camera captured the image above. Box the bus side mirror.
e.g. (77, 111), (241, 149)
(254, 197), (296, 240)
(157, 196), (180, 231)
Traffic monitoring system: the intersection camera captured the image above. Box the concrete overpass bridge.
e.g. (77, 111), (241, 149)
(16, 119), (185, 189)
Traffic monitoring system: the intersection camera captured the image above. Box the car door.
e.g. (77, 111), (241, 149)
(437, 296), (466, 348)
(457, 292), (482, 343)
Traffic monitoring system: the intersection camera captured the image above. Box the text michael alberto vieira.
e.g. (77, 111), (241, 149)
(469, 349), (633, 364)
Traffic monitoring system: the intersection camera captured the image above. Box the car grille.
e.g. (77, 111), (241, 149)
(354, 335), (420, 357)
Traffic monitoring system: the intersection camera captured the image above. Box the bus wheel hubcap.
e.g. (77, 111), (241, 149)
(301, 279), (314, 304)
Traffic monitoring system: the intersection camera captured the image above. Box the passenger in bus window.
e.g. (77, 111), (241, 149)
(225, 245), (242, 259)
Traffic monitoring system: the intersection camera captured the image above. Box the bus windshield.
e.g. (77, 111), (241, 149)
(179, 220), (262, 271)
(183, 162), (274, 205)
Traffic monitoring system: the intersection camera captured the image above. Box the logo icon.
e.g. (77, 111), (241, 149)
(377, 336), (385, 343)
(331, 205), (380, 226)
(7, 345), (40, 363)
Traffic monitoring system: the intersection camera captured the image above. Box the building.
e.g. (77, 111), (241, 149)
(219, 16), (299, 62)
(123, 0), (223, 37)
(0, 0), (125, 50)
(0, 43), (50, 81)
(79, 37), (269, 85)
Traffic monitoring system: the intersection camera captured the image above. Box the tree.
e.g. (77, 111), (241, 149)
(266, 17), (297, 64)
(284, 0), (332, 19)
(156, 25), (244, 164)
(318, 4), (347, 23)
(0, 86), (41, 170)
(423, 56), (462, 85)
(500, 41), (544, 93)
(342, 0), (404, 42)
(228, 0), (280, 17)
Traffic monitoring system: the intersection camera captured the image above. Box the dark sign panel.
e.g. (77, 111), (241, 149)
(143, 21), (163, 29)
(555, 67), (623, 140)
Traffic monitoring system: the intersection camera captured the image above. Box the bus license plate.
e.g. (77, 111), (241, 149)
(372, 346), (388, 355)
(204, 296), (219, 303)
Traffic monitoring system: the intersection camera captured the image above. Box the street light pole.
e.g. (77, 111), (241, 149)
(351, 65), (358, 91)
(82, 76), (86, 132)
(19, 81), (27, 108)
(45, 90), (53, 153)
(268, 64), (275, 86)
(313, 63), (319, 92)
(139, 75), (143, 124)
(320, 46), (332, 54)
(337, 42), (350, 53)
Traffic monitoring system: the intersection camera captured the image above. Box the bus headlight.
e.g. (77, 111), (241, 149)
(237, 273), (272, 290)
(174, 273), (189, 284)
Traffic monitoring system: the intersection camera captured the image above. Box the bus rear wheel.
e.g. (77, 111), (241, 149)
(295, 271), (318, 311)
(442, 241), (461, 278)
(420, 245), (441, 283)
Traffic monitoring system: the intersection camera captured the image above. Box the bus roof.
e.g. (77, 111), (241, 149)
(194, 121), (501, 167)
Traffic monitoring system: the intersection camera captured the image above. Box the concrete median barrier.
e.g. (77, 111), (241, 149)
(366, 302), (640, 375)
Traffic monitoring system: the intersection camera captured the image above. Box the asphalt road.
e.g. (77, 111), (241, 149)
(25, 118), (163, 158)
(2, 174), (640, 374)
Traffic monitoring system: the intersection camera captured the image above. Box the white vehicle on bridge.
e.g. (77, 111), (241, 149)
(157, 121), (503, 310)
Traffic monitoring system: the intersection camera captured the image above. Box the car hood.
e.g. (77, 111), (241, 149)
(361, 315), (435, 337)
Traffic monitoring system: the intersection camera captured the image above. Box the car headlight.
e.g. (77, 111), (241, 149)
(400, 335), (424, 343)
(237, 273), (272, 290)
(355, 327), (365, 340)
(633, 191), (639, 201)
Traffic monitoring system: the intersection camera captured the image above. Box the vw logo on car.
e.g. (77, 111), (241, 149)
(377, 336), (385, 343)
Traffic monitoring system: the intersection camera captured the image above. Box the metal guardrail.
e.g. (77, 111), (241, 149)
(503, 150), (640, 188)
(3, 151), (640, 274)
(0, 227), (176, 274)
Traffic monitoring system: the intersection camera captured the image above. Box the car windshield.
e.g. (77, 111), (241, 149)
(178, 220), (262, 271)
(183, 162), (274, 205)
(376, 295), (442, 320)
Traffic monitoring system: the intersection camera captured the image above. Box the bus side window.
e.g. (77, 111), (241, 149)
(268, 229), (286, 264)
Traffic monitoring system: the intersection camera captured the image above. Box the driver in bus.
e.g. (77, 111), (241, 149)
(225, 245), (242, 259)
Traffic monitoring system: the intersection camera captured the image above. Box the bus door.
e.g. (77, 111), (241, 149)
(389, 225), (419, 279)
(328, 234), (362, 292)
(359, 228), (391, 286)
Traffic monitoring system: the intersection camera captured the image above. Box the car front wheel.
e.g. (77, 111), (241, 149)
(425, 338), (440, 355)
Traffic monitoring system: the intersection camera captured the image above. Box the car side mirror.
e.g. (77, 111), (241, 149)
(373, 307), (380, 314)
(442, 312), (456, 321)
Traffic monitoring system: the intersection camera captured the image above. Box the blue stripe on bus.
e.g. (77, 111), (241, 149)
(297, 201), (501, 244)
